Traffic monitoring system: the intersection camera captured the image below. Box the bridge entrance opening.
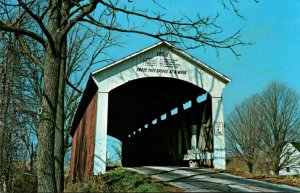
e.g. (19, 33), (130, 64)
(108, 77), (213, 167)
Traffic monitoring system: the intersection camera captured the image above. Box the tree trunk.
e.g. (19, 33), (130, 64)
(0, 49), (13, 192)
(37, 0), (66, 191)
(247, 162), (254, 173)
(273, 160), (280, 175)
(55, 2), (70, 191)
(272, 148), (281, 175)
(55, 37), (66, 192)
(37, 48), (61, 192)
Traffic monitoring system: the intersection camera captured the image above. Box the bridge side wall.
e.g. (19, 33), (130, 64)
(70, 90), (98, 182)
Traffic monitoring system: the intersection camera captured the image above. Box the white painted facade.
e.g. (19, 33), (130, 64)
(91, 42), (230, 174)
(279, 142), (300, 176)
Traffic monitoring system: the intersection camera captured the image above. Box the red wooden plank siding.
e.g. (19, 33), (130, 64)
(70, 90), (98, 182)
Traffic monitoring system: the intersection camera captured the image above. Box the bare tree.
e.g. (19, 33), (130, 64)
(0, 31), (40, 192)
(0, 0), (258, 191)
(112, 141), (122, 164)
(259, 81), (300, 175)
(0, 32), (21, 192)
(0, 33), (15, 192)
(0, 25), (117, 192)
(226, 95), (263, 173)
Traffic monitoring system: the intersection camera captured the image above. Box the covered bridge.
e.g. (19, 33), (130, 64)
(69, 41), (231, 182)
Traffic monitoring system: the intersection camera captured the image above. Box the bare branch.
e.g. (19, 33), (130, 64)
(0, 20), (45, 46)
(61, 1), (98, 36)
(17, 0), (55, 51)
(16, 34), (44, 70)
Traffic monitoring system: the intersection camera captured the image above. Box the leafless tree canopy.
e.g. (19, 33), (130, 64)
(226, 81), (300, 174)
(0, 0), (258, 192)
(0, 32), (40, 192)
(0, 0), (254, 57)
(226, 95), (263, 173)
(259, 81), (300, 174)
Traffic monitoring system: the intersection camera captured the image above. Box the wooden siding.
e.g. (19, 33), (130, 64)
(70, 90), (98, 182)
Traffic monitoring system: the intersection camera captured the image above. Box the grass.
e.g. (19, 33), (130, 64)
(226, 169), (300, 188)
(64, 167), (182, 192)
(226, 157), (300, 188)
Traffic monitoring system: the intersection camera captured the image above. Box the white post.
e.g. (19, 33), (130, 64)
(93, 92), (109, 174)
(211, 97), (225, 170)
(191, 125), (197, 152)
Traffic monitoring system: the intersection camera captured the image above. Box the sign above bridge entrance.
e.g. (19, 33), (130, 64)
(92, 41), (230, 97)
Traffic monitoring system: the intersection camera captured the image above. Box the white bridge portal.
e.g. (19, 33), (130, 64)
(69, 41), (230, 181)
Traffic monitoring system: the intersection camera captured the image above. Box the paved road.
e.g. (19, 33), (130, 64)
(129, 166), (300, 192)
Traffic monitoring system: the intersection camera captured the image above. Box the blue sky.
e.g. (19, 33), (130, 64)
(97, 0), (300, 117)
(91, 0), (300, 162)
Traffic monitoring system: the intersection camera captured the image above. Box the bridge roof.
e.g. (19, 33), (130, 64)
(91, 41), (231, 83)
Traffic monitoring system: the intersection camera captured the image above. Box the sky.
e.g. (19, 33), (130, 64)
(94, 0), (300, 117)
(87, 0), (300, 162)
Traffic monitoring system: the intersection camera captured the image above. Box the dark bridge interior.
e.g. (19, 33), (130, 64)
(107, 77), (212, 166)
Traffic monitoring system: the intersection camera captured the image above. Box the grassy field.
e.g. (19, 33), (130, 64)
(64, 167), (182, 192)
(226, 157), (300, 188)
(226, 169), (300, 188)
